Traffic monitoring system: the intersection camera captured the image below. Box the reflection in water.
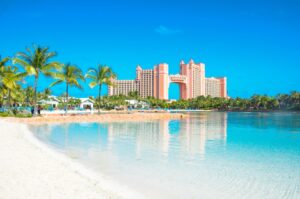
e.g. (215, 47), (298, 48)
(32, 112), (228, 160)
(107, 112), (227, 159)
(30, 112), (300, 199)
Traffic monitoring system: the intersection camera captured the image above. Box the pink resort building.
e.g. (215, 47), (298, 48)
(108, 59), (228, 100)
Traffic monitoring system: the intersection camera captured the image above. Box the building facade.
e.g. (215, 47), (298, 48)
(108, 59), (227, 100)
(205, 77), (227, 98)
(108, 80), (139, 96)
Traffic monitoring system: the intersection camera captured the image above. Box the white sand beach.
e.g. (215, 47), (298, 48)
(6, 112), (187, 124)
(0, 120), (142, 199)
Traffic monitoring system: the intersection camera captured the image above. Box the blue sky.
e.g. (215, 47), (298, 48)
(1, 0), (299, 99)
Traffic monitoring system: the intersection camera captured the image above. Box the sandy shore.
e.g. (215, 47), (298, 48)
(0, 113), (186, 199)
(6, 112), (187, 124)
(0, 119), (145, 199)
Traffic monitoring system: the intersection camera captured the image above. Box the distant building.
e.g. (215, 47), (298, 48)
(205, 77), (227, 98)
(108, 59), (227, 99)
(39, 96), (94, 110)
(79, 98), (94, 109)
(125, 99), (149, 109)
(108, 80), (139, 96)
(38, 96), (59, 108)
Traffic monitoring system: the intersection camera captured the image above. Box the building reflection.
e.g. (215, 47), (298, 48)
(32, 112), (227, 159)
(106, 112), (228, 158)
(178, 112), (228, 158)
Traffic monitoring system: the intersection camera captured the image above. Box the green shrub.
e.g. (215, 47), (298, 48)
(15, 113), (32, 118)
(0, 112), (11, 117)
(0, 111), (32, 118)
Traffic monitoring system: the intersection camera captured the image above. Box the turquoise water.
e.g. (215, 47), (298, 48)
(31, 112), (300, 199)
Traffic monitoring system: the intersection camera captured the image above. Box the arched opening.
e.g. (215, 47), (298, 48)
(169, 74), (188, 100)
(168, 83), (180, 100)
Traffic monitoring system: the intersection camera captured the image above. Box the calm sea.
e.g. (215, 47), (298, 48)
(31, 112), (300, 199)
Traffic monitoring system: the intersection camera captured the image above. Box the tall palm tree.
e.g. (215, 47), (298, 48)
(0, 85), (7, 107)
(24, 86), (35, 106)
(14, 86), (27, 107)
(0, 56), (10, 95)
(1, 57), (27, 108)
(1, 66), (27, 107)
(49, 63), (84, 114)
(13, 45), (61, 114)
(85, 64), (116, 113)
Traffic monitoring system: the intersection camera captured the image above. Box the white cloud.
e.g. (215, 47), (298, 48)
(154, 25), (182, 35)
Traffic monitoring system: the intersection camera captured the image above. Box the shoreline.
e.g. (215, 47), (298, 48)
(0, 119), (144, 199)
(5, 112), (187, 124)
(0, 113), (187, 198)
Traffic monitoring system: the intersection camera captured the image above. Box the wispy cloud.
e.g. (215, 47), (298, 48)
(154, 25), (182, 35)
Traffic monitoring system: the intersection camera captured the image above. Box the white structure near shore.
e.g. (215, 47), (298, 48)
(38, 96), (60, 108)
(125, 100), (149, 109)
(79, 98), (94, 109)
(38, 96), (95, 110)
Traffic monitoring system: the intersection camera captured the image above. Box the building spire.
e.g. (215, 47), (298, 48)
(136, 65), (142, 70)
(180, 60), (185, 65)
(189, 59), (195, 64)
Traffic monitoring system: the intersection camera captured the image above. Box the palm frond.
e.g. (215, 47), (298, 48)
(42, 61), (62, 71)
(89, 81), (98, 88)
(49, 80), (63, 88)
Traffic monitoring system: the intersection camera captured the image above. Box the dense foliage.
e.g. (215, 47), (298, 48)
(93, 91), (300, 111)
(0, 45), (116, 115)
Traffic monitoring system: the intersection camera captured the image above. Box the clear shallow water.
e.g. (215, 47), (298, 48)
(31, 112), (300, 199)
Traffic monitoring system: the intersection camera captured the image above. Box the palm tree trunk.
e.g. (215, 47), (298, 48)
(7, 90), (11, 108)
(0, 88), (2, 108)
(33, 76), (38, 115)
(98, 84), (102, 114)
(65, 83), (69, 114)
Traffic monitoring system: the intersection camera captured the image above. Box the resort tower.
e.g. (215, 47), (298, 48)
(108, 59), (227, 99)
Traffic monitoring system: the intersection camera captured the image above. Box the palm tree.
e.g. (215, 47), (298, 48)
(128, 91), (139, 99)
(13, 45), (61, 114)
(4, 68), (26, 107)
(276, 93), (289, 109)
(0, 85), (7, 108)
(0, 56), (9, 70)
(85, 64), (116, 113)
(14, 86), (27, 107)
(40, 88), (52, 100)
(49, 63), (84, 114)
(24, 86), (35, 106)
(251, 95), (262, 110)
(0, 57), (27, 108)
(290, 91), (300, 107)
(0, 56), (10, 96)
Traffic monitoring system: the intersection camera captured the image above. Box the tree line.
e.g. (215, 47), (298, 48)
(96, 91), (300, 111)
(1, 44), (300, 116)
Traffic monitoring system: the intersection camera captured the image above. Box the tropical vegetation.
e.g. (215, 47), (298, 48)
(89, 91), (300, 111)
(0, 44), (300, 118)
(49, 63), (84, 113)
(85, 64), (116, 113)
(13, 45), (61, 114)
